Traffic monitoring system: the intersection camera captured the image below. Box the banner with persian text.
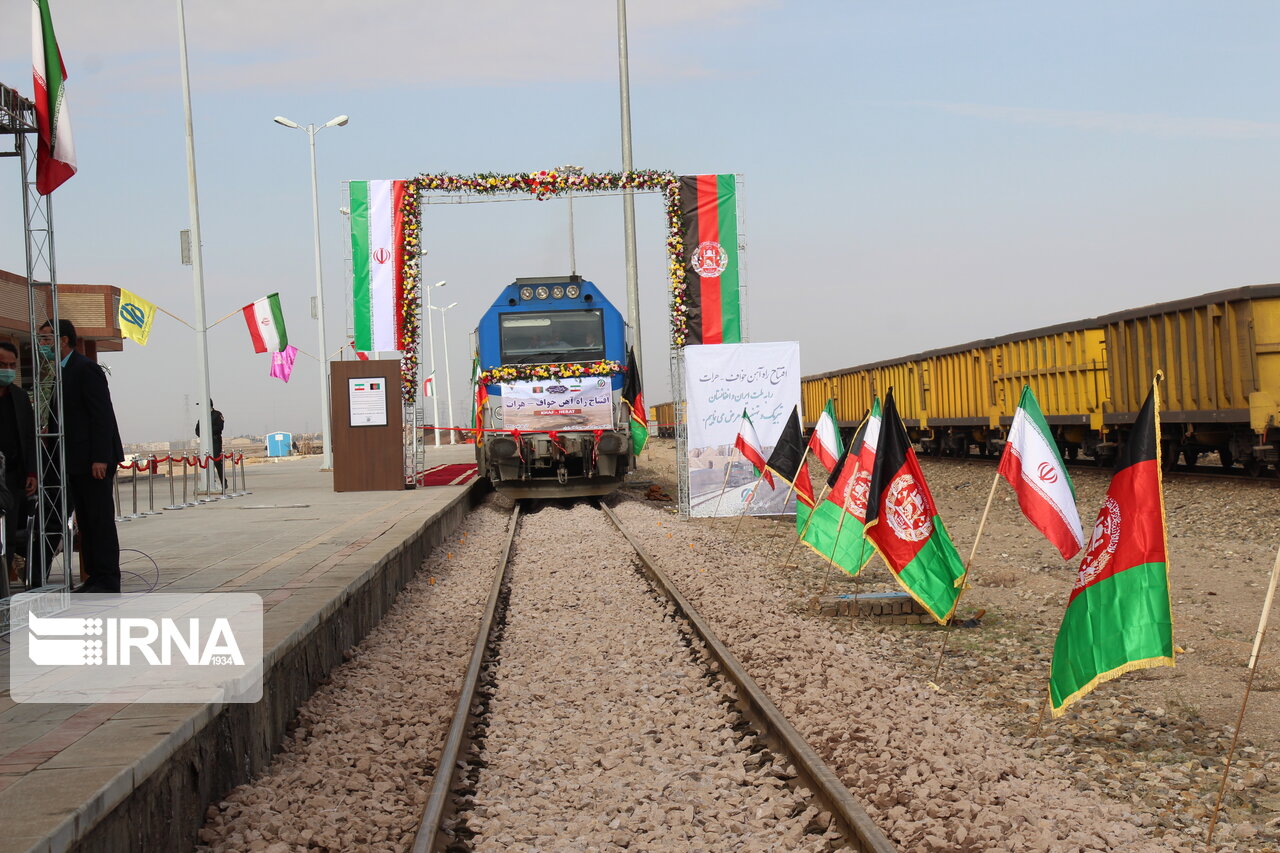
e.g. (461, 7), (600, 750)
(683, 342), (801, 517)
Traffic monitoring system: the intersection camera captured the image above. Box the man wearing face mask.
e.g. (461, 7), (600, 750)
(38, 320), (124, 594)
(0, 343), (35, 586)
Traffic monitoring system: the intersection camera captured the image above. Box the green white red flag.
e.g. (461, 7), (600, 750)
(678, 174), (742, 345)
(1049, 379), (1173, 717)
(998, 386), (1086, 560)
(242, 293), (288, 353)
(808, 398), (843, 471)
(350, 180), (408, 352)
(864, 389), (966, 624)
(622, 347), (648, 455)
(32, 0), (76, 194)
(733, 409), (772, 488)
(798, 397), (881, 574)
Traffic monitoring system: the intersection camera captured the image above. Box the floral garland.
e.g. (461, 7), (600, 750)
(395, 170), (690, 401)
(478, 359), (623, 386)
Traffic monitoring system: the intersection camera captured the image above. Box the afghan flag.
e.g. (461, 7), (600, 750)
(32, 0), (76, 194)
(1049, 379), (1173, 718)
(998, 386), (1086, 561)
(350, 179), (408, 352)
(242, 293), (288, 353)
(798, 397), (881, 574)
(622, 347), (648, 455)
(733, 409), (772, 488)
(808, 398), (843, 471)
(765, 406), (816, 507)
(678, 174), (742, 345)
(864, 389), (966, 624)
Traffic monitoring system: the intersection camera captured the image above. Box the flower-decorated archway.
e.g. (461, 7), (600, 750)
(393, 169), (691, 400)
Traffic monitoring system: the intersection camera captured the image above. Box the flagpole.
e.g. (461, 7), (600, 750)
(770, 446), (812, 548)
(817, 459), (862, 597)
(932, 469), (1001, 682)
(784, 482), (831, 568)
(733, 473), (765, 537)
(1207, 543), (1280, 843)
(710, 446), (738, 527)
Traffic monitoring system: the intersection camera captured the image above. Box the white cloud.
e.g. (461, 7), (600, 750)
(936, 102), (1280, 140)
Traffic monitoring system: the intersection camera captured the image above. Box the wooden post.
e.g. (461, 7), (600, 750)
(709, 448), (737, 527)
(1207, 544), (1280, 843)
(732, 473), (766, 537)
(783, 482), (830, 568)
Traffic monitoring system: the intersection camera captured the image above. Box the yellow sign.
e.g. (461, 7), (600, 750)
(118, 288), (157, 346)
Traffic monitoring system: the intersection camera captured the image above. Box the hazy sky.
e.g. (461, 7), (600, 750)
(3, 1), (1280, 443)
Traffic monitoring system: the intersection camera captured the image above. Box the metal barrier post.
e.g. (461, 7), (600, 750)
(114, 470), (130, 522)
(239, 455), (251, 495)
(217, 455), (231, 499)
(229, 453), (242, 497)
(183, 455), (199, 507)
(165, 456), (184, 510)
(142, 455), (160, 515)
(128, 465), (143, 519)
(197, 455), (217, 503)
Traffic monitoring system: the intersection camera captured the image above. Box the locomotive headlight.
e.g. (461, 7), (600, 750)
(519, 286), (534, 300)
(565, 285), (580, 298)
(535, 286), (550, 299)
(551, 286), (564, 299)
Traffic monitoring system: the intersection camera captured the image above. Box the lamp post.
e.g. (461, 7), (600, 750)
(430, 301), (458, 444)
(556, 164), (583, 275)
(616, 0), (642, 369)
(423, 280), (447, 446)
(273, 113), (348, 471)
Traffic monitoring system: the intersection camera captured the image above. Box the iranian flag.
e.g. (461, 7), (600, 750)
(32, 0), (76, 194)
(622, 347), (649, 455)
(808, 398), (843, 471)
(864, 389), (966, 624)
(242, 293), (288, 353)
(678, 174), (742, 345)
(733, 409), (772, 488)
(1049, 380), (1173, 717)
(350, 179), (407, 352)
(798, 397), (881, 575)
(998, 386), (1086, 560)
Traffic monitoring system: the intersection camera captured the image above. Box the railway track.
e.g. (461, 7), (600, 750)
(412, 500), (895, 853)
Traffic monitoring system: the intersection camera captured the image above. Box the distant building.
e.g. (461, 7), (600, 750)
(0, 268), (125, 369)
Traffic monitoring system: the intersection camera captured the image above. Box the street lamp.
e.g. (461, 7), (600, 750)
(423, 280), (447, 446)
(556, 164), (583, 275)
(430, 301), (458, 445)
(273, 113), (349, 471)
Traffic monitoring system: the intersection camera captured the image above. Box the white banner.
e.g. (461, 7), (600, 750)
(683, 342), (802, 517)
(501, 377), (614, 431)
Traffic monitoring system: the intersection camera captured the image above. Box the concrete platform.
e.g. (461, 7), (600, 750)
(0, 446), (484, 853)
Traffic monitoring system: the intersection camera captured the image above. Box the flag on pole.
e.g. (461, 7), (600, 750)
(242, 293), (288, 353)
(472, 355), (489, 440)
(998, 386), (1086, 561)
(1049, 379), (1173, 717)
(808, 398), (844, 471)
(350, 179), (408, 352)
(733, 409), (772, 488)
(32, 0), (76, 194)
(269, 345), (298, 383)
(798, 397), (881, 574)
(423, 373), (434, 398)
(765, 406), (816, 507)
(622, 347), (648, 455)
(117, 288), (158, 346)
(678, 174), (742, 345)
(348, 341), (370, 361)
(863, 389), (967, 624)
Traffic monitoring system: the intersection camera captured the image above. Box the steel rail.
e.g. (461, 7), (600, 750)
(599, 503), (897, 853)
(412, 502), (521, 853)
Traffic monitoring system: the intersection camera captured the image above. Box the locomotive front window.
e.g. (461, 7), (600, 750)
(500, 309), (605, 365)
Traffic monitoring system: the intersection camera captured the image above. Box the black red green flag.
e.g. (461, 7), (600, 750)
(1049, 378), (1173, 717)
(678, 174), (742, 345)
(863, 389), (966, 624)
(764, 407), (816, 507)
(621, 347), (648, 455)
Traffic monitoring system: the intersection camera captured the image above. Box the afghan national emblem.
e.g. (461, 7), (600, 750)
(690, 241), (728, 278)
(885, 474), (932, 542)
(1075, 496), (1122, 591)
(843, 468), (872, 521)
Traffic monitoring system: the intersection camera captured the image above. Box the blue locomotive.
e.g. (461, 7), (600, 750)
(474, 276), (635, 498)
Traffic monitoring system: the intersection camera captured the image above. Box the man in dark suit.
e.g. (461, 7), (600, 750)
(0, 342), (37, 586)
(39, 319), (124, 593)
